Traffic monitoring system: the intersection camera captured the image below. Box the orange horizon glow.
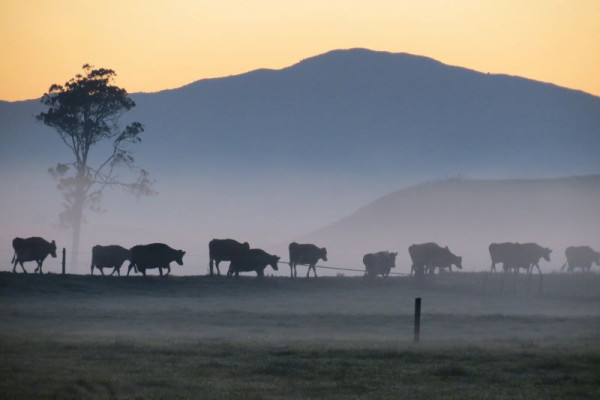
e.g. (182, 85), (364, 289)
(1, 0), (599, 102)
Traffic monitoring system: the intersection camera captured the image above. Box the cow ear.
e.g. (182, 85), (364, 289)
(393, 252), (398, 256)
(548, 249), (552, 253)
(445, 246), (449, 250)
(181, 251), (186, 256)
(52, 240), (56, 244)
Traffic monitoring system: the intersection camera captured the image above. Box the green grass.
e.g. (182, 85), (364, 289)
(0, 272), (599, 399)
(1, 339), (599, 399)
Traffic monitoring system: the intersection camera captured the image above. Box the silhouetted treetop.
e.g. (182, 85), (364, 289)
(36, 64), (155, 265)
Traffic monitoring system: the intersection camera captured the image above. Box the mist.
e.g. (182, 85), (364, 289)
(2, 162), (599, 278)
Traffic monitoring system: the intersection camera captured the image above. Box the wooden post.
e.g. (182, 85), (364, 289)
(414, 297), (421, 343)
(61, 248), (66, 275)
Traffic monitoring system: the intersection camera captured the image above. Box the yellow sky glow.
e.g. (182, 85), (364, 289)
(1, 0), (599, 101)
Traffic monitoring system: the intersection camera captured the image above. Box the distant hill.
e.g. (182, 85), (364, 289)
(1, 48), (599, 177)
(300, 175), (600, 272)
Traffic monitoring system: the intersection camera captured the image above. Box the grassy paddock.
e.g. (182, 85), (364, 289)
(1, 272), (599, 399)
(1, 339), (599, 400)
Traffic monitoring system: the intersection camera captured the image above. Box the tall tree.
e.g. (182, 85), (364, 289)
(37, 64), (155, 267)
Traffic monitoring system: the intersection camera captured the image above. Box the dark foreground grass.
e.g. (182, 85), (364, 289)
(1, 272), (599, 399)
(1, 338), (599, 400)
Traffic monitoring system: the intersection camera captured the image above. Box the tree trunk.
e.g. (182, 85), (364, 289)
(70, 175), (86, 272)
(71, 199), (83, 271)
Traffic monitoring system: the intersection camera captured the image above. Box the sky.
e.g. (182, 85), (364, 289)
(0, 0), (599, 102)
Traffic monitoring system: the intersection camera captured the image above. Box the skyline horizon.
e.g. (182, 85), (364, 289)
(2, 47), (599, 104)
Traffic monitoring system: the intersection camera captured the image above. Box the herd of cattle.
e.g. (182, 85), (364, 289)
(9, 236), (600, 278)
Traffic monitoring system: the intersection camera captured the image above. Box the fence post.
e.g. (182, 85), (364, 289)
(414, 297), (421, 343)
(61, 248), (66, 275)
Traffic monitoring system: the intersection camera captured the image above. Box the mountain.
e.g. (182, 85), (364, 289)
(300, 175), (600, 273)
(1, 48), (599, 178)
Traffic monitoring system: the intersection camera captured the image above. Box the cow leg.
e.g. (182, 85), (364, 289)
(491, 261), (496, 273)
(215, 261), (221, 276)
(12, 258), (18, 273)
(165, 265), (171, 276)
(257, 269), (264, 278)
(290, 263), (294, 278)
(110, 267), (117, 276)
(19, 261), (27, 274)
(100, 267), (105, 276)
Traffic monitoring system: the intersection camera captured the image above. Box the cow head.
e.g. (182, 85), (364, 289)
(320, 247), (328, 262)
(49, 240), (57, 258)
(389, 252), (398, 268)
(454, 255), (463, 269)
(543, 248), (552, 262)
(270, 255), (280, 271)
(175, 250), (186, 265)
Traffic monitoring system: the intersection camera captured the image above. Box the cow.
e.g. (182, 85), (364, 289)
(514, 242), (551, 274)
(126, 243), (185, 276)
(288, 242), (327, 278)
(363, 251), (397, 278)
(90, 245), (131, 276)
(11, 237), (57, 274)
(227, 248), (280, 278)
(409, 242), (463, 275)
(489, 242), (519, 273)
(561, 246), (600, 273)
(208, 239), (250, 276)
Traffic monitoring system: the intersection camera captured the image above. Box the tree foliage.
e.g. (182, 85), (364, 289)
(37, 64), (155, 237)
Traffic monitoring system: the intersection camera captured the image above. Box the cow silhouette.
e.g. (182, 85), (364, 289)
(11, 237), (57, 274)
(561, 246), (600, 273)
(288, 242), (327, 278)
(208, 239), (250, 276)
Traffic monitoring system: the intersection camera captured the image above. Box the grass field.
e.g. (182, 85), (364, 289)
(1, 271), (599, 399)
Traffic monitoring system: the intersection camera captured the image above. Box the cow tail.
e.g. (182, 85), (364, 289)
(560, 262), (567, 271)
(11, 252), (15, 264)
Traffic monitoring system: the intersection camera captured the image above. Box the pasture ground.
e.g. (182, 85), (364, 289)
(1, 271), (599, 399)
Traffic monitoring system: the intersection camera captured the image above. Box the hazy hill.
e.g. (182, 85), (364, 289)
(300, 175), (600, 273)
(1, 48), (599, 177)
